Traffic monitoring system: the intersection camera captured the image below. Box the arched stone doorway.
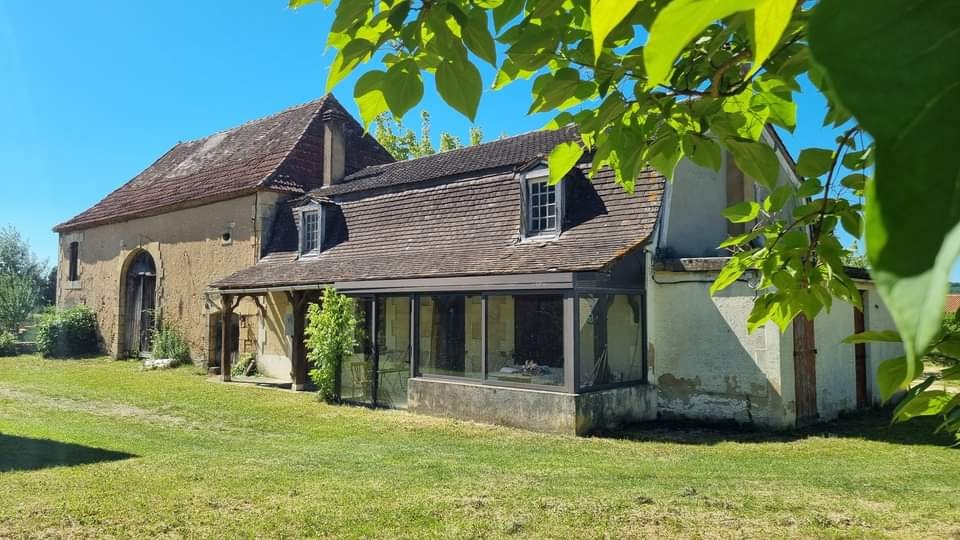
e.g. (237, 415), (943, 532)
(122, 251), (157, 357)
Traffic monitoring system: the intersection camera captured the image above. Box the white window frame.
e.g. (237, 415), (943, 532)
(521, 166), (562, 240)
(298, 205), (323, 256)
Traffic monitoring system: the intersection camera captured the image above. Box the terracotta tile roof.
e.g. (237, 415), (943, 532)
(54, 95), (393, 232)
(212, 158), (665, 290)
(946, 294), (960, 314)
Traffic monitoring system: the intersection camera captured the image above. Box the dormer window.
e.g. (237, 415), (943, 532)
(299, 207), (321, 255)
(521, 166), (563, 240)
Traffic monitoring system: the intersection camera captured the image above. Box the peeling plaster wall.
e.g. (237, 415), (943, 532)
(648, 267), (790, 428)
(794, 282), (903, 418)
(57, 193), (281, 362)
(859, 283), (902, 405)
(812, 301), (857, 420)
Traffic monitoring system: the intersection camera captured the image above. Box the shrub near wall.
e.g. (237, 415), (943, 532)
(150, 323), (191, 366)
(36, 305), (99, 358)
(0, 331), (16, 357)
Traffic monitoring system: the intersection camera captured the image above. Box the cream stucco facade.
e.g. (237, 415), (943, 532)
(57, 192), (281, 364)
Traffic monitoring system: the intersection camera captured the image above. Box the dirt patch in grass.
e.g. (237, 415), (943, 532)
(0, 385), (196, 429)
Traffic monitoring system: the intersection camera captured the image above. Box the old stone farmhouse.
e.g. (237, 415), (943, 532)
(55, 95), (903, 435)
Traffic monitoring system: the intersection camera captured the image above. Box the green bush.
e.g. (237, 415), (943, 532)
(150, 323), (191, 366)
(232, 352), (257, 377)
(36, 305), (99, 358)
(0, 330), (17, 356)
(305, 287), (361, 402)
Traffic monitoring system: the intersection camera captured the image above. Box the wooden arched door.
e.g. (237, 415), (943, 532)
(123, 251), (157, 357)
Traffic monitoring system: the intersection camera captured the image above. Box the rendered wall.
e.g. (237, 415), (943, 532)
(648, 267), (791, 429)
(408, 378), (656, 436)
(258, 291), (294, 380)
(57, 193), (281, 362)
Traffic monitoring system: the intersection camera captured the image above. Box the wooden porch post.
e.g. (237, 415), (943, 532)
(221, 293), (234, 382)
(289, 291), (309, 391)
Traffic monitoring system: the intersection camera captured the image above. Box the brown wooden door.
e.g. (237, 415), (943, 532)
(123, 252), (157, 357)
(855, 290), (868, 408)
(793, 315), (818, 425)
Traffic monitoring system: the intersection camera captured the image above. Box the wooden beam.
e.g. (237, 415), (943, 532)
(290, 291), (309, 391)
(220, 293), (234, 382)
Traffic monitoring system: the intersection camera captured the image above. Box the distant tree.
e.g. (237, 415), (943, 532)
(42, 266), (57, 305)
(439, 132), (462, 152)
(373, 110), (482, 160)
(0, 273), (39, 334)
(469, 126), (483, 147)
(0, 226), (46, 290)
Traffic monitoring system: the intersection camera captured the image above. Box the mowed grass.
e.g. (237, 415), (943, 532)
(0, 357), (958, 538)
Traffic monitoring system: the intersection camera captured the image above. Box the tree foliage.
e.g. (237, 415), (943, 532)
(0, 273), (39, 334)
(305, 287), (362, 402)
(373, 110), (483, 160)
(0, 226), (48, 294)
(292, 0), (960, 438)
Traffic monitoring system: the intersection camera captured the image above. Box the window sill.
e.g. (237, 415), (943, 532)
(64, 280), (82, 290)
(520, 232), (561, 243)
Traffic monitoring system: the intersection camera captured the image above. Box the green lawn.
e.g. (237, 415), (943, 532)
(0, 357), (958, 538)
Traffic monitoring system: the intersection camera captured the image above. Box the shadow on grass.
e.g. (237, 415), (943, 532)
(0, 433), (136, 472)
(605, 410), (958, 447)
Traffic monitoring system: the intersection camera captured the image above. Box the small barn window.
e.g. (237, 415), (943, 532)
(300, 209), (321, 253)
(68, 242), (80, 281)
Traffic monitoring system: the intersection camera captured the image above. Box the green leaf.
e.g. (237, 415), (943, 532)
(289, 0), (320, 8)
(936, 334), (960, 358)
(840, 210), (862, 239)
(895, 390), (955, 422)
(325, 39), (374, 93)
(718, 230), (761, 249)
(745, 0), (795, 78)
(547, 142), (584, 185)
(353, 70), (389, 130)
(382, 60), (423, 119)
(591, 0), (638, 62)
(710, 258), (747, 295)
(681, 134), (722, 171)
(796, 148), (833, 177)
(876, 356), (908, 402)
(726, 139), (780, 189)
(493, 0), (524, 31)
(645, 134), (682, 181)
(796, 178), (822, 199)
(463, 8), (497, 65)
(842, 330), (901, 344)
(764, 185), (793, 214)
(644, 0), (759, 88)
(840, 173), (867, 192)
(810, 0), (960, 385)
(435, 60), (483, 121)
(753, 77), (797, 131)
(722, 201), (761, 223)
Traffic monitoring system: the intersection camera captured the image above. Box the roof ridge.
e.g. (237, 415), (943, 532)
(174, 95), (330, 147)
(370, 125), (572, 169)
(258, 96), (331, 190)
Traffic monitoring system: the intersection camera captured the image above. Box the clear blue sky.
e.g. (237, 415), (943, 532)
(3, 1), (917, 276)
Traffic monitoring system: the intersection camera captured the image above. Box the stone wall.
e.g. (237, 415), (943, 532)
(57, 192), (281, 363)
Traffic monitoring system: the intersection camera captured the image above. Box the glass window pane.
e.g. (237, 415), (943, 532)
(578, 294), (643, 389)
(376, 296), (411, 408)
(302, 210), (319, 252)
(487, 295), (564, 386)
(340, 298), (373, 404)
(418, 295), (482, 379)
(526, 178), (558, 235)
